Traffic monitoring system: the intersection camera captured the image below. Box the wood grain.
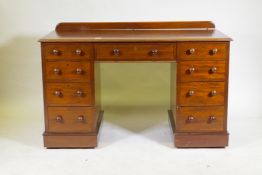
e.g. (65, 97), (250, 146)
(56, 21), (215, 32)
(46, 83), (94, 106)
(178, 60), (226, 82)
(177, 42), (227, 60)
(95, 43), (175, 61)
(47, 107), (96, 133)
(178, 82), (225, 106)
(45, 61), (92, 82)
(43, 43), (93, 60)
(175, 106), (224, 132)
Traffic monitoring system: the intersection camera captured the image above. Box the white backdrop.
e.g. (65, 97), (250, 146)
(0, 1), (262, 175)
(1, 0), (262, 119)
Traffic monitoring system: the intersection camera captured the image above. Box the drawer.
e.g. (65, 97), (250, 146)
(45, 61), (92, 82)
(177, 42), (227, 60)
(42, 43), (93, 60)
(95, 44), (174, 60)
(178, 82), (225, 106)
(46, 83), (93, 106)
(176, 106), (224, 132)
(178, 61), (226, 82)
(47, 107), (96, 133)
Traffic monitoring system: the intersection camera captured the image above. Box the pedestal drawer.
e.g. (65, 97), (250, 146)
(178, 61), (226, 82)
(43, 43), (93, 60)
(45, 61), (92, 82)
(47, 107), (96, 133)
(176, 106), (225, 132)
(46, 83), (94, 106)
(178, 82), (225, 106)
(177, 42), (227, 60)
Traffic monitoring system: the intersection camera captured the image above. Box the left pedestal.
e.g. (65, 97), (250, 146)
(41, 43), (102, 148)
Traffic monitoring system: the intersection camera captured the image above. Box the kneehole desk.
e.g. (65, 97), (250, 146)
(39, 21), (232, 148)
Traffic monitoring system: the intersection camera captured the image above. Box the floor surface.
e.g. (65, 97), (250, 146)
(0, 106), (262, 175)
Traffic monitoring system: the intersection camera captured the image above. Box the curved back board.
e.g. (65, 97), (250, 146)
(55, 21), (215, 33)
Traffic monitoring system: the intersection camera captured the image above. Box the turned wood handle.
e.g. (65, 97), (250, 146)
(77, 115), (85, 122)
(112, 49), (120, 55)
(75, 49), (82, 55)
(55, 115), (63, 122)
(189, 48), (195, 54)
(188, 90), (194, 96)
(52, 49), (60, 55)
(187, 115), (195, 122)
(76, 68), (83, 74)
(150, 49), (159, 56)
(76, 90), (84, 97)
(53, 68), (61, 74)
(54, 90), (62, 97)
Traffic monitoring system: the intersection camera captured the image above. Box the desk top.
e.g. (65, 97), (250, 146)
(39, 21), (232, 42)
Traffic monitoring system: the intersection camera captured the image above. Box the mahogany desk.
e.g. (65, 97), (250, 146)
(39, 21), (232, 148)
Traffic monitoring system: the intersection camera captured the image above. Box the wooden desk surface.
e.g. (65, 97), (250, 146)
(39, 21), (231, 42)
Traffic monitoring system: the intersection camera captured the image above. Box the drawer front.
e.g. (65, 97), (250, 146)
(178, 61), (226, 82)
(45, 61), (92, 82)
(177, 42), (227, 60)
(46, 83), (93, 106)
(176, 106), (224, 132)
(95, 44), (174, 60)
(178, 82), (225, 106)
(43, 43), (93, 60)
(47, 107), (96, 133)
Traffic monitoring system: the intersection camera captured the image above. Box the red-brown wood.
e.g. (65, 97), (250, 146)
(45, 83), (94, 106)
(95, 43), (175, 61)
(43, 43), (93, 60)
(45, 61), (92, 82)
(47, 107), (96, 133)
(175, 106), (225, 132)
(178, 60), (226, 82)
(40, 21), (231, 148)
(178, 82), (225, 106)
(177, 42), (227, 60)
(56, 21), (215, 33)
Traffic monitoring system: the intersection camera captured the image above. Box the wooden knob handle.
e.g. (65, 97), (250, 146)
(188, 67), (195, 74)
(189, 48), (195, 54)
(55, 115), (63, 122)
(210, 67), (217, 73)
(188, 90), (194, 96)
(75, 49), (82, 55)
(52, 49), (60, 55)
(54, 91), (62, 97)
(150, 49), (159, 56)
(76, 90), (84, 97)
(112, 49), (120, 55)
(53, 68), (61, 74)
(76, 68), (83, 74)
(211, 48), (218, 55)
(210, 90), (217, 96)
(77, 115), (85, 122)
(187, 115), (195, 122)
(208, 115), (216, 123)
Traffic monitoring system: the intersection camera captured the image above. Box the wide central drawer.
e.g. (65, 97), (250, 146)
(95, 44), (175, 60)
(47, 107), (96, 133)
(46, 83), (94, 106)
(178, 82), (225, 106)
